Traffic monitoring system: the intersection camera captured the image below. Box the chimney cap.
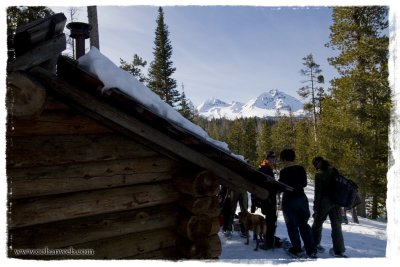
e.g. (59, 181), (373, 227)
(67, 22), (91, 39)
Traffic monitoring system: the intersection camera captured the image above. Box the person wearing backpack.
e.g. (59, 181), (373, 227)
(311, 156), (346, 257)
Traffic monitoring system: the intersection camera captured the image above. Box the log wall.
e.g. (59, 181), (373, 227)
(7, 74), (224, 259)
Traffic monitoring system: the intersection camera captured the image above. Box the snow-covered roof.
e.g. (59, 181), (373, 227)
(78, 47), (233, 154)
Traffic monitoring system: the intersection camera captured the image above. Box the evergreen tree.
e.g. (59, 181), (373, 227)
(242, 118), (258, 165)
(7, 6), (54, 35)
(189, 103), (200, 123)
(178, 84), (194, 121)
(257, 121), (271, 164)
(218, 119), (233, 144)
(294, 118), (313, 173)
(270, 116), (295, 161)
(120, 54), (148, 83)
(297, 53), (324, 151)
(321, 6), (390, 218)
(207, 119), (221, 140)
(148, 7), (180, 107)
(227, 119), (244, 155)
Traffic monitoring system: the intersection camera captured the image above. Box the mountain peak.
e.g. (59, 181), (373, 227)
(269, 89), (279, 96)
(197, 98), (229, 113)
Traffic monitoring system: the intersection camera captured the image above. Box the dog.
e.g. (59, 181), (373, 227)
(238, 211), (266, 251)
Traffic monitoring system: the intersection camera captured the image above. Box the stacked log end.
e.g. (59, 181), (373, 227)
(174, 170), (222, 259)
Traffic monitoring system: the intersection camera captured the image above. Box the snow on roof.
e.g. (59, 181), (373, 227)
(78, 47), (244, 161)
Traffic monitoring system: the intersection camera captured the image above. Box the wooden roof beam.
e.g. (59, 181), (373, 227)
(7, 34), (66, 72)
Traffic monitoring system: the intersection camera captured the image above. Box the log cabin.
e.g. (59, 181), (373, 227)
(6, 13), (292, 260)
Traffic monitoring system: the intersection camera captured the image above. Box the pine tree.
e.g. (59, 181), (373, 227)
(242, 118), (258, 165)
(148, 7), (180, 107)
(294, 118), (313, 173)
(178, 84), (194, 121)
(207, 119), (221, 140)
(298, 54), (324, 150)
(7, 6), (54, 35)
(321, 6), (390, 218)
(257, 121), (271, 164)
(227, 119), (244, 155)
(270, 116), (295, 159)
(120, 54), (148, 83)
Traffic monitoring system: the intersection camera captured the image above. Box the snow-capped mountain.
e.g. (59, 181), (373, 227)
(197, 98), (231, 113)
(198, 98), (244, 120)
(198, 89), (305, 120)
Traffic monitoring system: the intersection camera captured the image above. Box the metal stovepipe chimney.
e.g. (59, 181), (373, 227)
(66, 22), (91, 59)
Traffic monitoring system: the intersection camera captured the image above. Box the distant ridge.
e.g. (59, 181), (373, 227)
(197, 89), (305, 120)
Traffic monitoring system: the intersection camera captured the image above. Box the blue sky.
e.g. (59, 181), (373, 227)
(50, 5), (338, 106)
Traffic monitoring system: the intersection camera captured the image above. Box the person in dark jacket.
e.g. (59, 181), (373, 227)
(218, 185), (232, 235)
(311, 156), (346, 257)
(251, 152), (276, 213)
(256, 151), (283, 250)
(218, 185), (248, 238)
(278, 149), (316, 258)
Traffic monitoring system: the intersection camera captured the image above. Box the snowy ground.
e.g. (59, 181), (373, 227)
(219, 182), (387, 262)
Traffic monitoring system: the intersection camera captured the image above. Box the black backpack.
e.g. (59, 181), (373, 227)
(332, 172), (361, 209)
